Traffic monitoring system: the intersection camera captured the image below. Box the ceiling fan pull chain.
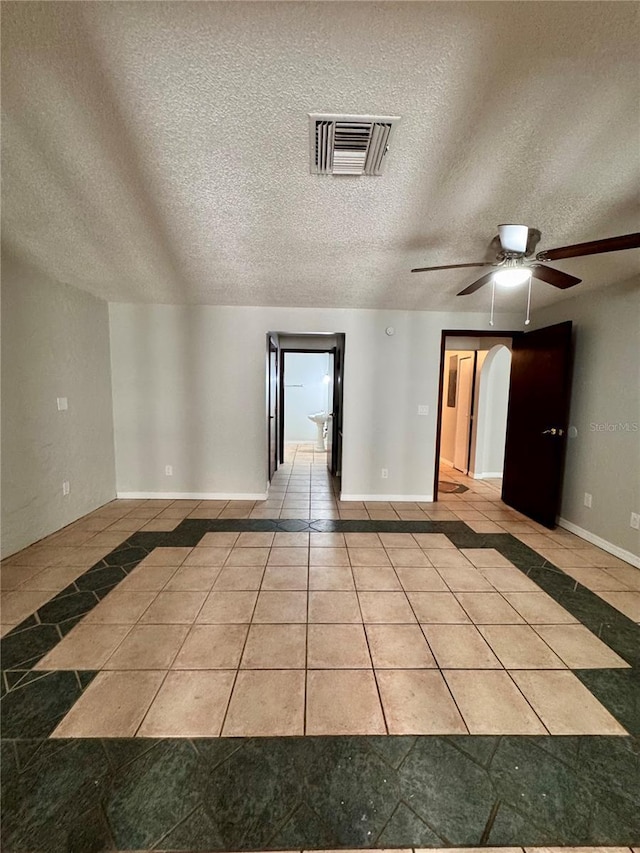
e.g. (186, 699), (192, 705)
(525, 277), (532, 325)
(489, 279), (496, 326)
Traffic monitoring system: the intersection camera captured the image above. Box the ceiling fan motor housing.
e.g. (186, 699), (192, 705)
(498, 224), (529, 255)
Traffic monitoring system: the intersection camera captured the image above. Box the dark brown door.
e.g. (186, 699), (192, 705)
(267, 335), (279, 480)
(502, 321), (573, 528)
(329, 335), (345, 476)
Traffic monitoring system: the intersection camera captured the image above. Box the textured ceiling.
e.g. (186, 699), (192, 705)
(2, 1), (639, 311)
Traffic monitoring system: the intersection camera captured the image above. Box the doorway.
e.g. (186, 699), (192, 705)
(434, 324), (574, 529)
(266, 332), (345, 483)
(437, 336), (513, 496)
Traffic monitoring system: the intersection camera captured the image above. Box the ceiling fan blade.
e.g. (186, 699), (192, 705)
(457, 271), (496, 296)
(411, 262), (490, 273)
(536, 232), (640, 261)
(530, 264), (581, 289)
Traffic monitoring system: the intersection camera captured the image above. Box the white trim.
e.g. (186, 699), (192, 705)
(117, 491), (268, 501)
(439, 457), (454, 468)
(557, 517), (640, 569)
(340, 494), (434, 503)
(472, 471), (503, 480)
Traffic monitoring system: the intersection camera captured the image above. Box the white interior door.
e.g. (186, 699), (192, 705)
(453, 356), (473, 473)
(325, 352), (334, 469)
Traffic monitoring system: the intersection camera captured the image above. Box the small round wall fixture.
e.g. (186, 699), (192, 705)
(385, 326), (395, 336)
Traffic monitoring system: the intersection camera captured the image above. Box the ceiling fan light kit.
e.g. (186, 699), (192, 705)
(411, 226), (640, 327)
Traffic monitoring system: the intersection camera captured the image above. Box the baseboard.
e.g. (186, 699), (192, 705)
(117, 491), (268, 501)
(340, 494), (434, 503)
(439, 457), (454, 468)
(473, 471), (503, 480)
(557, 517), (640, 569)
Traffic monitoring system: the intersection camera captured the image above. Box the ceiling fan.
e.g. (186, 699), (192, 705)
(411, 226), (640, 296)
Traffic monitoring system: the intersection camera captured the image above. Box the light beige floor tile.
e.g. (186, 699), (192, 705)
(0, 623), (17, 637)
(523, 847), (630, 853)
(562, 566), (628, 591)
(412, 534), (456, 549)
(225, 547), (270, 567)
(102, 623), (189, 669)
(377, 669), (467, 735)
(395, 566), (449, 592)
(307, 624), (371, 668)
(306, 669), (385, 735)
(139, 590), (207, 623)
(240, 623), (306, 668)
(478, 567), (540, 592)
(34, 624), (131, 670)
(308, 591), (362, 622)
(197, 590), (258, 623)
(386, 549), (432, 568)
(503, 592), (578, 624)
(17, 564), (85, 591)
(138, 670), (235, 737)
(602, 565), (640, 590)
(273, 532), (310, 547)
(358, 591), (416, 623)
(436, 567), (494, 592)
(465, 520), (505, 534)
(262, 565), (308, 590)
(138, 547), (192, 567)
(595, 590), (640, 621)
(510, 670), (627, 734)
(308, 565), (354, 591)
(455, 592), (526, 624)
(183, 547), (232, 567)
(309, 547), (350, 567)
(140, 519), (182, 532)
(213, 565), (265, 590)
(0, 589), (53, 624)
(366, 624), (436, 668)
(267, 547), (309, 567)
(1, 564), (44, 590)
(223, 670), (305, 736)
(84, 590), (157, 624)
(425, 550), (475, 569)
(540, 549), (596, 569)
(409, 592), (471, 623)
(532, 624), (630, 669)
(460, 548), (515, 568)
(378, 533), (418, 548)
(444, 670), (546, 735)
(309, 533), (345, 547)
(198, 532), (239, 548)
(51, 671), (165, 737)
(423, 624), (502, 669)
(344, 533), (382, 548)
(118, 564), (179, 591)
(163, 564), (221, 591)
(352, 566), (401, 591)
(252, 590), (307, 623)
(172, 624), (248, 669)
(478, 625), (566, 668)
(235, 532), (275, 547)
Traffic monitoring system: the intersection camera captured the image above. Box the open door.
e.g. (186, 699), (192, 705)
(267, 334), (279, 480)
(328, 335), (345, 476)
(502, 321), (573, 528)
(453, 355), (474, 474)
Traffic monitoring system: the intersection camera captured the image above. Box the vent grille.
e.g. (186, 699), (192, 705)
(310, 113), (400, 176)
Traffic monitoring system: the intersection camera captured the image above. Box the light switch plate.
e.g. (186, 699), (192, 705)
(57, 397), (68, 411)
(418, 405), (429, 416)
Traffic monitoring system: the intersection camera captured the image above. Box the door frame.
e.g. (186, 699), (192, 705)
(434, 330), (520, 501)
(267, 334), (280, 481)
(278, 346), (337, 466)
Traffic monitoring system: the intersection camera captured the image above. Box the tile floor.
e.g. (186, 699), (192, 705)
(2, 448), (640, 850)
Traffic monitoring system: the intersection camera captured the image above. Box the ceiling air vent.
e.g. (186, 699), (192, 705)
(309, 113), (401, 176)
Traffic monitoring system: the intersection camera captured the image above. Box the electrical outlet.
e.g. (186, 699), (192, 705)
(57, 397), (68, 411)
(418, 405), (429, 416)
(165, 465), (173, 476)
(584, 492), (592, 508)
(631, 512), (640, 530)
(381, 468), (388, 479)
(62, 481), (70, 496)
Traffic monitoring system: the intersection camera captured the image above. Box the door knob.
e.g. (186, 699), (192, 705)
(542, 428), (564, 436)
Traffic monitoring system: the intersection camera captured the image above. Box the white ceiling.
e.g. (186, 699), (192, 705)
(2, 1), (639, 311)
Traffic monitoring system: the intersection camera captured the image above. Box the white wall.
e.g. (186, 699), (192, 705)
(284, 352), (331, 442)
(473, 345), (511, 478)
(531, 279), (640, 558)
(109, 304), (522, 500)
(1, 256), (116, 557)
